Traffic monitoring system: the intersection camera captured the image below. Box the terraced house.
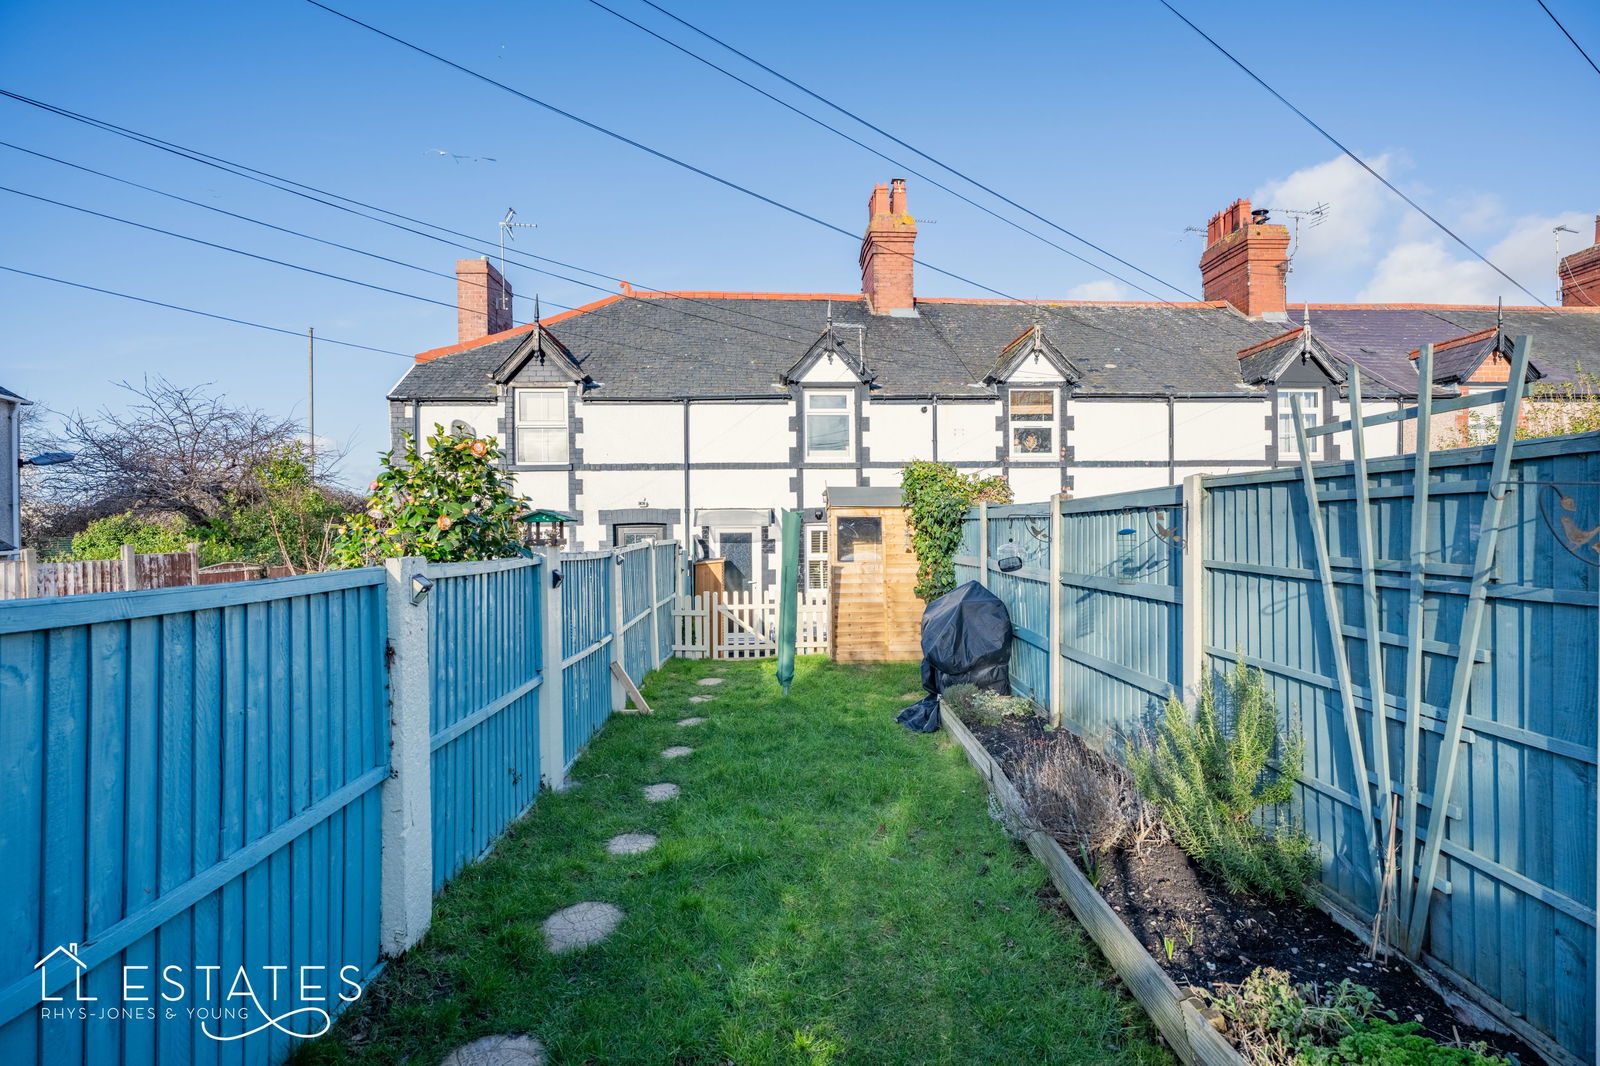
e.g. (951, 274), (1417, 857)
(388, 181), (1600, 592)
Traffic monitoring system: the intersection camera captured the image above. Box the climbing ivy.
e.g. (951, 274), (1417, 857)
(900, 460), (1012, 602)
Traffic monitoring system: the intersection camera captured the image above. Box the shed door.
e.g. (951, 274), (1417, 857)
(831, 515), (885, 661)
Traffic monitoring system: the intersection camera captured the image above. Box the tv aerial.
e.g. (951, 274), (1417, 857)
(497, 208), (538, 312)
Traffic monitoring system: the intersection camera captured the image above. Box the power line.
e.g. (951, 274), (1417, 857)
(0, 264), (408, 356)
(583, 0), (1185, 304)
(629, 0), (1200, 301)
(1157, 0), (1550, 308)
(1534, 0), (1600, 77)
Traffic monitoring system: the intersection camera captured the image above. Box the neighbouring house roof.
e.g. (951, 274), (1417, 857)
(1409, 328), (1544, 385)
(0, 384), (29, 404)
(389, 294), (1600, 405)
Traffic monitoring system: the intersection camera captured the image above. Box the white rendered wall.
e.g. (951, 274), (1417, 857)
(799, 469), (862, 509)
(689, 466), (797, 512)
(1008, 466), (1065, 502)
(1172, 402), (1269, 462)
(797, 356), (864, 384)
(690, 401), (790, 463)
(1070, 401), (1169, 462)
(937, 401), (1001, 462)
(512, 469), (569, 512)
(417, 402), (500, 446)
(864, 402), (934, 463)
(1328, 400), (1403, 459)
(1069, 465), (1175, 499)
(580, 403), (684, 464)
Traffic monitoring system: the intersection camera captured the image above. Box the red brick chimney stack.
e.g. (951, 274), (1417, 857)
(860, 178), (918, 315)
(1198, 199), (1291, 318)
(456, 258), (514, 343)
(1558, 215), (1600, 307)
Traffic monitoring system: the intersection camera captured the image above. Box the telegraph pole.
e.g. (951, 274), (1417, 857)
(307, 326), (316, 475)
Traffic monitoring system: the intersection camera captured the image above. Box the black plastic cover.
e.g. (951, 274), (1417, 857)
(896, 581), (1013, 732)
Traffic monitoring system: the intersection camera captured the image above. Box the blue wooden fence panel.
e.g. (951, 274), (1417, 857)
(954, 505), (1053, 704)
(427, 558), (544, 892)
(1203, 433), (1598, 1062)
(558, 552), (614, 771)
(618, 547), (654, 687)
(0, 571), (389, 1066)
(652, 542), (678, 666)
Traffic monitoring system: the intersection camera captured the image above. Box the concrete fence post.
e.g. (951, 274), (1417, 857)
(381, 556), (434, 956)
(1048, 493), (1066, 729)
(977, 501), (990, 589)
(120, 543), (138, 592)
(1181, 474), (1207, 702)
(538, 546), (567, 790)
(610, 550), (626, 710)
(648, 543), (662, 670)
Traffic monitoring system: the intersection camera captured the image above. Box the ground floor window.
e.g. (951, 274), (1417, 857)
(805, 524), (830, 591)
(614, 523), (667, 545)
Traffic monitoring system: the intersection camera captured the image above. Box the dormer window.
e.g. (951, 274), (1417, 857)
(514, 388), (570, 464)
(1277, 388), (1322, 459)
(1008, 388), (1056, 458)
(804, 390), (854, 462)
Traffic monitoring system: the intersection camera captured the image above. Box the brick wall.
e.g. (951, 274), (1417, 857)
(1199, 199), (1290, 318)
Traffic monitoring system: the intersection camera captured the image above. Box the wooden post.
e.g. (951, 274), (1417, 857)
(538, 547), (567, 790)
(1397, 344), (1435, 935)
(119, 543), (138, 592)
(1048, 493), (1065, 728)
(977, 501), (990, 589)
(1180, 474), (1206, 702)
(610, 551), (626, 711)
(19, 547), (36, 598)
(381, 556), (434, 955)
(648, 543), (662, 670)
(185, 541), (201, 586)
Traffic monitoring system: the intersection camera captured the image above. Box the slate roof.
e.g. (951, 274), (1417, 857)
(389, 294), (1600, 403)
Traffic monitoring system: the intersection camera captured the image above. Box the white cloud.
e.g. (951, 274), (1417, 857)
(1252, 154), (1397, 268)
(1065, 279), (1133, 301)
(1356, 211), (1591, 304)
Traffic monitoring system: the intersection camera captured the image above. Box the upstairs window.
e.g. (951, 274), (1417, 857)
(1008, 388), (1056, 458)
(515, 388), (569, 464)
(1278, 388), (1323, 459)
(804, 390), (853, 461)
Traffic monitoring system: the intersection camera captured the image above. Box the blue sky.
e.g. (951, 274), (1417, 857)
(3, 0), (1597, 482)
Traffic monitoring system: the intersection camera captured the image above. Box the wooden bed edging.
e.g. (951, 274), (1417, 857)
(939, 704), (1246, 1066)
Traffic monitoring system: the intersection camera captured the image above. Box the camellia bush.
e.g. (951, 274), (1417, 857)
(900, 460), (1013, 602)
(330, 425), (531, 567)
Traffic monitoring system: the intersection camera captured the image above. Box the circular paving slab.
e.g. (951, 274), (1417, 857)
(643, 783), (680, 802)
(606, 833), (657, 855)
(688, 695), (715, 704)
(542, 901), (623, 954)
(439, 1034), (546, 1066)
(696, 677), (723, 686)
(661, 746), (694, 759)
(677, 716), (706, 727)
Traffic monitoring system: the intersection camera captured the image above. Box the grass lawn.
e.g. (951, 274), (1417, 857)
(295, 656), (1170, 1066)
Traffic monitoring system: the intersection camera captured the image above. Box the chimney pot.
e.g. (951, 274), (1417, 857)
(1558, 215), (1600, 307)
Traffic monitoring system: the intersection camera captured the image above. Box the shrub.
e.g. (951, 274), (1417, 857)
(330, 426), (530, 566)
(941, 684), (1033, 726)
(1012, 728), (1159, 854)
(1215, 968), (1507, 1066)
(900, 461), (1012, 602)
(69, 512), (191, 559)
(1129, 662), (1316, 901)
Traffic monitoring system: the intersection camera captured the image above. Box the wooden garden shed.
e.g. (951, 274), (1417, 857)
(824, 486), (922, 663)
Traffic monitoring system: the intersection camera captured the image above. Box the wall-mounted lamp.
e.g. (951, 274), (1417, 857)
(551, 568), (563, 590)
(409, 573), (435, 604)
(994, 540), (1024, 573)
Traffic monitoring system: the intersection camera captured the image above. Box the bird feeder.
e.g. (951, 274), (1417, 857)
(518, 508), (577, 548)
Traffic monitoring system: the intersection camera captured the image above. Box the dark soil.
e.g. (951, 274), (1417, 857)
(968, 714), (1543, 1066)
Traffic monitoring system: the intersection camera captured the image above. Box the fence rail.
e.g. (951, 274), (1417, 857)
(672, 590), (829, 660)
(0, 540), (682, 1066)
(959, 431), (1600, 1066)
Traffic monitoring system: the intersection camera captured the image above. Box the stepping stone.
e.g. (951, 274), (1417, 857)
(643, 783), (680, 802)
(677, 717), (706, 727)
(696, 678), (723, 686)
(542, 901), (623, 954)
(439, 1034), (546, 1066)
(662, 746), (694, 759)
(689, 695), (715, 704)
(606, 833), (657, 855)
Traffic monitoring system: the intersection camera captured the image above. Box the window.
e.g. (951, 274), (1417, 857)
(835, 517), (881, 563)
(805, 524), (830, 591)
(804, 390), (853, 461)
(615, 523), (666, 546)
(1008, 389), (1056, 458)
(1278, 388), (1322, 459)
(514, 389), (569, 464)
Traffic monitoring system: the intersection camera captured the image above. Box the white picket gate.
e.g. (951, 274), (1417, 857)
(672, 590), (829, 660)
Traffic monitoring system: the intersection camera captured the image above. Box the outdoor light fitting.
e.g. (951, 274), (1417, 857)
(19, 451), (75, 467)
(409, 573), (434, 604)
